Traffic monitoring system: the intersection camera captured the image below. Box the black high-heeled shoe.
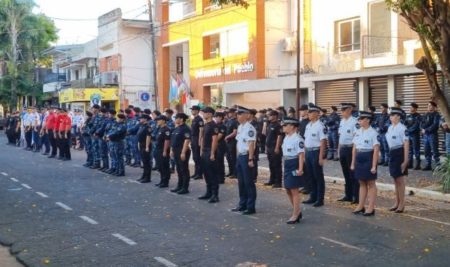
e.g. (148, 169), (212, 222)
(363, 210), (376, 216)
(352, 208), (365, 214)
(287, 212), (302, 224)
(389, 206), (398, 211)
(395, 208), (405, 213)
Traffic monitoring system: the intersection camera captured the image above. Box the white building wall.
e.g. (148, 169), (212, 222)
(310, 0), (368, 74)
(264, 0), (301, 77)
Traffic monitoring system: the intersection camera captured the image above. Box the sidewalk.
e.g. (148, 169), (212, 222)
(0, 246), (22, 267)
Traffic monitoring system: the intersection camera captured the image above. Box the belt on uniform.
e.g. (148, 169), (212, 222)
(356, 149), (373, 153)
(340, 144), (353, 148)
(389, 145), (404, 151)
(283, 156), (298, 160)
(305, 147), (320, 152)
(238, 152), (248, 156)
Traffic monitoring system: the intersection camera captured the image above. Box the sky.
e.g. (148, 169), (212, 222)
(33, 0), (149, 45)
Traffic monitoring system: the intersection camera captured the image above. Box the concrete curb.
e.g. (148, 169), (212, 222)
(189, 160), (450, 203)
(323, 175), (450, 203)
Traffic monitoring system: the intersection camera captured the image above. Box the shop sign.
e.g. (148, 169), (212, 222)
(194, 61), (254, 79)
(90, 93), (102, 107)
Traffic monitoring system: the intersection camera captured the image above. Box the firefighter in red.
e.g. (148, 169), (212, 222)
(58, 108), (72, 161)
(45, 107), (58, 158)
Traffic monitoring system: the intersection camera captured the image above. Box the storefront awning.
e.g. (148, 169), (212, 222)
(59, 88), (119, 103)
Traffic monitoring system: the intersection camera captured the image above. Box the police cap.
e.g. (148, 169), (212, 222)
(175, 113), (189, 121)
(202, 106), (215, 114)
(140, 114), (150, 120)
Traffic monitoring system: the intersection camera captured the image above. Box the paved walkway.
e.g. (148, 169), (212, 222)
(0, 247), (22, 267)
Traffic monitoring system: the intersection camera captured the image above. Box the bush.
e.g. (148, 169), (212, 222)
(434, 156), (450, 193)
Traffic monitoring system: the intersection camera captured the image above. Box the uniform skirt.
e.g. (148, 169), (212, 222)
(355, 151), (377, 181)
(389, 147), (408, 179)
(283, 158), (304, 189)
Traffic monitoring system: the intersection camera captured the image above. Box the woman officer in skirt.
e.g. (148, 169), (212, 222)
(386, 107), (409, 213)
(351, 111), (380, 216)
(281, 117), (305, 224)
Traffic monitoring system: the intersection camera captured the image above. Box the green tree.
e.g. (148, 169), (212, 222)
(0, 0), (57, 111)
(386, 0), (450, 124)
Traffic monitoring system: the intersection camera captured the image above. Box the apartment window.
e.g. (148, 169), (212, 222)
(369, 1), (392, 54)
(203, 24), (249, 59)
(337, 18), (360, 53)
(107, 57), (112, 71)
(220, 25), (249, 57)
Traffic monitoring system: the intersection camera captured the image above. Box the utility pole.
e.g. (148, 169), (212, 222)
(148, 0), (159, 110)
(295, 0), (301, 119)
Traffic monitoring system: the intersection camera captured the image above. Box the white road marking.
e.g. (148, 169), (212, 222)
(1, 172), (8, 176)
(10, 178), (19, 182)
(55, 202), (73, 211)
(79, 216), (99, 225)
(21, 183), (32, 189)
(112, 233), (137, 246)
(319, 236), (368, 253)
(154, 257), (178, 267)
(36, 192), (49, 198)
(127, 179), (141, 184)
(404, 214), (450, 227)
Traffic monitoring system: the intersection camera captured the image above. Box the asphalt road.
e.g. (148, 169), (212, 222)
(0, 136), (449, 267)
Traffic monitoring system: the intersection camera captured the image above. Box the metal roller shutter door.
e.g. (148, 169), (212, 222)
(315, 79), (358, 111)
(395, 73), (447, 154)
(369, 77), (388, 108)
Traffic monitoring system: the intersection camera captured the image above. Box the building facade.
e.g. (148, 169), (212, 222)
(43, 8), (155, 112)
(304, 0), (450, 152)
(156, 0), (311, 110)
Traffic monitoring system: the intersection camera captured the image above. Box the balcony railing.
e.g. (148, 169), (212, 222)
(43, 73), (67, 84)
(70, 78), (95, 88)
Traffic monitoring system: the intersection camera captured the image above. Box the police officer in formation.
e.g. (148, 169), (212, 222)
(337, 103), (359, 204)
(198, 107), (220, 203)
(214, 112), (227, 184)
(249, 109), (261, 181)
(102, 110), (117, 171)
(136, 114), (152, 183)
(232, 106), (257, 215)
(224, 108), (239, 178)
(106, 113), (127, 176)
(190, 105), (204, 180)
(386, 107), (409, 213)
(169, 113), (191, 194)
(421, 101), (441, 171)
(377, 103), (390, 166)
(258, 109), (267, 154)
(298, 104), (311, 194)
(405, 102), (422, 170)
(151, 110), (162, 171)
(281, 117), (305, 224)
(326, 106), (340, 161)
(154, 115), (171, 187)
(352, 111), (379, 216)
(264, 110), (284, 188)
(303, 104), (327, 207)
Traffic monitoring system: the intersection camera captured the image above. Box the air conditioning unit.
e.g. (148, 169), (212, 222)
(282, 37), (297, 52)
(87, 59), (96, 68)
(94, 71), (119, 86)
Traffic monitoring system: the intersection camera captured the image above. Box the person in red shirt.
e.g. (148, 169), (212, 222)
(45, 107), (58, 158)
(58, 108), (72, 160)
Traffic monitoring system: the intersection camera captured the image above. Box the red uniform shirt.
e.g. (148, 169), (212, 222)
(45, 112), (56, 130)
(58, 114), (72, 132)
